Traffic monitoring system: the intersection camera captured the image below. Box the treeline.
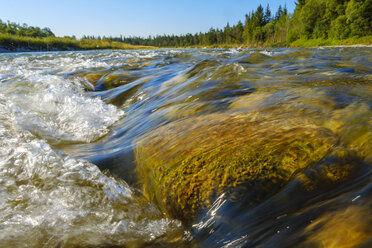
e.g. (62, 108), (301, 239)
(0, 0), (371, 52)
(0, 19), (55, 38)
(0, 20), (151, 52)
(82, 4), (289, 47)
(0, 33), (152, 52)
(288, 0), (371, 41)
(84, 0), (371, 47)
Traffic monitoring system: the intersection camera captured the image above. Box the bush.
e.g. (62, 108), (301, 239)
(329, 16), (350, 40)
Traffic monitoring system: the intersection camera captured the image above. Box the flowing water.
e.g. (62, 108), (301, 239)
(0, 48), (371, 247)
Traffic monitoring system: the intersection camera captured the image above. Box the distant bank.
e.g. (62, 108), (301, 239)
(1, 34), (371, 53)
(1, 0), (372, 54)
(0, 34), (154, 53)
(182, 36), (372, 49)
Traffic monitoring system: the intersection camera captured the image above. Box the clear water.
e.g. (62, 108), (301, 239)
(0, 48), (371, 247)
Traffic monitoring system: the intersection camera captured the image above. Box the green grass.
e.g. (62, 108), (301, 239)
(1, 33), (370, 52)
(168, 36), (372, 49)
(289, 36), (372, 47)
(0, 33), (155, 51)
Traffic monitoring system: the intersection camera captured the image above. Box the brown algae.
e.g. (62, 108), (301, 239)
(134, 112), (339, 221)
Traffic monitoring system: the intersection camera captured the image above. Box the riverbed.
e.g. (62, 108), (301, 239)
(0, 48), (371, 247)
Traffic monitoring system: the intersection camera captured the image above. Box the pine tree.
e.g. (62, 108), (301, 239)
(264, 4), (272, 24)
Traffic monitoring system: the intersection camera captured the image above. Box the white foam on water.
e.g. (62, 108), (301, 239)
(2, 79), (123, 144)
(0, 51), (122, 75)
(0, 53), (125, 144)
(0, 96), (181, 247)
(0, 52), (182, 247)
(260, 50), (274, 56)
(228, 48), (243, 54)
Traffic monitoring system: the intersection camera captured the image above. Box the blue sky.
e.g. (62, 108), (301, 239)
(0, 0), (296, 38)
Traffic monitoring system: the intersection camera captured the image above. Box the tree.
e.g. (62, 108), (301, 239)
(81, 0), (371, 48)
(283, 4), (288, 16)
(41, 27), (55, 37)
(234, 21), (244, 43)
(275, 5), (283, 21)
(345, 0), (372, 36)
(224, 23), (232, 44)
(254, 4), (265, 27)
(329, 15), (350, 39)
(297, 0), (306, 7)
(264, 4), (272, 24)
(206, 28), (217, 45)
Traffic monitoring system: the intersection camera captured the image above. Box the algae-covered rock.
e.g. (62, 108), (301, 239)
(237, 52), (271, 64)
(303, 205), (372, 248)
(74, 69), (140, 90)
(325, 102), (372, 163)
(75, 70), (109, 84)
(95, 71), (140, 90)
(296, 148), (363, 192)
(156, 102), (215, 121)
(231, 89), (372, 163)
(135, 112), (338, 221)
(229, 91), (272, 110)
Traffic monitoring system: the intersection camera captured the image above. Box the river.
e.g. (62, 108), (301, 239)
(0, 48), (371, 247)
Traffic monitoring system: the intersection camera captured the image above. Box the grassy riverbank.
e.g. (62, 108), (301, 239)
(179, 35), (372, 49)
(1, 33), (371, 52)
(289, 36), (372, 47)
(0, 33), (154, 52)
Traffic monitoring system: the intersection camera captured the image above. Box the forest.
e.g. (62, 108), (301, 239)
(0, 20), (150, 51)
(0, 0), (371, 50)
(0, 20), (55, 38)
(96, 0), (372, 47)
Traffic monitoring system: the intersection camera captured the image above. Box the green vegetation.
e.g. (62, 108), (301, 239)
(290, 35), (372, 47)
(0, 33), (152, 51)
(0, 19), (55, 38)
(0, 19), (152, 51)
(135, 112), (340, 221)
(134, 86), (370, 222)
(1, 0), (370, 51)
(110, 0), (371, 47)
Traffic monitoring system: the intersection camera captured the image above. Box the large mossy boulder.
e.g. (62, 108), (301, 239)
(134, 112), (338, 221)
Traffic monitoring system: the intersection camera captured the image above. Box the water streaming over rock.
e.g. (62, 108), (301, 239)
(0, 48), (371, 247)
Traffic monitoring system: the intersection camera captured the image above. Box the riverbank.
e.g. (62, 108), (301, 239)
(0, 33), (154, 53)
(1, 33), (371, 53)
(183, 36), (372, 49)
(289, 36), (372, 48)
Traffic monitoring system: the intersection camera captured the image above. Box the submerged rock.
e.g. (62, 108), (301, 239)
(134, 112), (339, 221)
(95, 71), (140, 90)
(156, 102), (215, 120)
(237, 52), (271, 64)
(74, 69), (140, 91)
(303, 204), (372, 248)
(76, 70), (108, 84)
